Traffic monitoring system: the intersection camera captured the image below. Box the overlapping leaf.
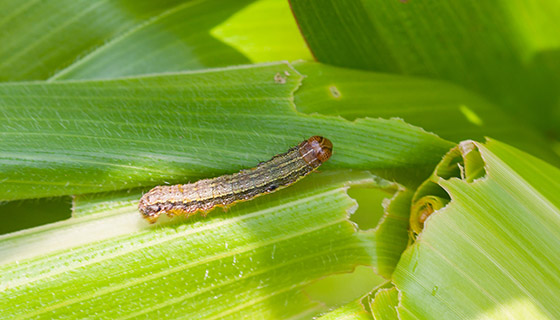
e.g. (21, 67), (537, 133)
(0, 62), (452, 200)
(393, 139), (560, 319)
(0, 0), (310, 81)
(290, 0), (560, 134)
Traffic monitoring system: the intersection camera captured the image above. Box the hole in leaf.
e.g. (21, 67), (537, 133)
(347, 186), (394, 230)
(409, 141), (488, 236)
(460, 141), (486, 182)
(305, 266), (384, 307)
(435, 141), (487, 182)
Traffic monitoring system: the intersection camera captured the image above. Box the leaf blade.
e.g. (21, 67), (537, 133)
(0, 170), (381, 319)
(393, 139), (560, 319)
(0, 62), (452, 200)
(289, 0), (560, 131)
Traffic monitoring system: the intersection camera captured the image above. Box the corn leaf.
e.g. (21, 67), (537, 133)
(392, 139), (560, 319)
(0, 0), (310, 81)
(1, 170), (391, 319)
(317, 299), (373, 320)
(371, 287), (399, 320)
(294, 62), (559, 164)
(289, 0), (560, 133)
(2, 1), (559, 319)
(0, 62), (452, 201)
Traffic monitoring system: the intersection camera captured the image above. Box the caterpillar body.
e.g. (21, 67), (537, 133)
(138, 136), (333, 223)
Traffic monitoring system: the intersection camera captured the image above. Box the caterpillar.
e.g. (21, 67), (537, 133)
(138, 136), (333, 223)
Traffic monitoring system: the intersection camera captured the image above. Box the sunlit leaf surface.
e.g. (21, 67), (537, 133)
(0, 0), (310, 81)
(393, 139), (560, 319)
(371, 287), (399, 320)
(1, 170), (382, 319)
(317, 299), (373, 320)
(2, 1), (558, 318)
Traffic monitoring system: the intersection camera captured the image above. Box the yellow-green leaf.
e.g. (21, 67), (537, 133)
(393, 139), (560, 319)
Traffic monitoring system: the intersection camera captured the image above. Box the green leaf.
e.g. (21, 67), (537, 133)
(393, 139), (560, 319)
(368, 187), (412, 278)
(371, 287), (399, 320)
(294, 62), (560, 165)
(317, 299), (374, 320)
(209, 0), (313, 64)
(305, 266), (385, 308)
(0, 0), (310, 81)
(290, 0), (560, 133)
(1, 0), (185, 81)
(0, 62), (452, 200)
(0, 170), (384, 319)
(72, 189), (142, 218)
(4, 2), (557, 318)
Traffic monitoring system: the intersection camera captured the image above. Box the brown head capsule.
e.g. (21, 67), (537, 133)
(138, 136), (333, 223)
(298, 136), (333, 168)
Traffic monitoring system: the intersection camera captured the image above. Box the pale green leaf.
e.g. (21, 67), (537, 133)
(209, 0), (313, 64)
(317, 299), (373, 320)
(1, 170), (384, 319)
(371, 287), (399, 320)
(3, 2), (558, 319)
(393, 139), (560, 319)
(370, 187), (412, 278)
(72, 189), (141, 218)
(305, 266), (384, 308)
